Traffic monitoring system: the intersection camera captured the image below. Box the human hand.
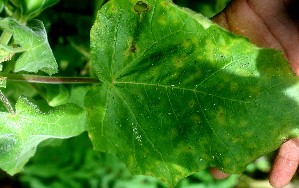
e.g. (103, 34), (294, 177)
(212, 0), (299, 187)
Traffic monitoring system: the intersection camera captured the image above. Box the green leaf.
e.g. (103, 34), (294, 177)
(87, 0), (299, 186)
(0, 18), (58, 75)
(19, 0), (59, 20)
(40, 85), (70, 107)
(19, 133), (149, 188)
(0, 97), (86, 175)
(0, 0), (3, 13)
(0, 47), (14, 63)
(0, 76), (6, 88)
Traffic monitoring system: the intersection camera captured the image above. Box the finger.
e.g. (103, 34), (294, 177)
(269, 138), (299, 188)
(209, 167), (230, 179)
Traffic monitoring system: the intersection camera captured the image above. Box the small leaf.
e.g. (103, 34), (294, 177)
(19, 0), (59, 20)
(0, 97), (86, 175)
(0, 18), (58, 75)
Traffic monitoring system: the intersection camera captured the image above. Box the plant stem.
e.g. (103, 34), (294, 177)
(0, 73), (101, 84)
(0, 90), (15, 114)
(0, 31), (12, 45)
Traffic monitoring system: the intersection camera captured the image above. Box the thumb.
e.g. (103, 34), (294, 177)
(209, 167), (230, 179)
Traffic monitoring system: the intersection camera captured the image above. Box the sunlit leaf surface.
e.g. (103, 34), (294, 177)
(0, 18), (58, 75)
(0, 97), (86, 175)
(87, 0), (299, 186)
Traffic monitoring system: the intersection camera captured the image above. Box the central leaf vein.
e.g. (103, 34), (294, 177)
(114, 81), (255, 103)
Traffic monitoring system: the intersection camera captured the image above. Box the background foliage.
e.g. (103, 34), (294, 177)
(1, 0), (298, 187)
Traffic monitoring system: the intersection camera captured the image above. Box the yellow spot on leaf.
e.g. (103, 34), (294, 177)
(172, 56), (184, 68)
(249, 86), (260, 98)
(230, 82), (239, 92)
(191, 114), (201, 125)
(171, 128), (178, 137)
(244, 131), (253, 138)
(216, 107), (225, 124)
(134, 1), (149, 13)
(160, 1), (170, 7)
(110, 6), (117, 13)
(182, 40), (191, 48)
(158, 16), (167, 25)
(188, 100), (196, 108)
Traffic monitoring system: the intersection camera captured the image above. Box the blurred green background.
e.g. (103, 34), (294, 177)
(1, 0), (298, 187)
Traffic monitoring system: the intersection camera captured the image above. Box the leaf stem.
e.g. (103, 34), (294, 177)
(0, 73), (101, 84)
(0, 31), (12, 45)
(0, 90), (15, 114)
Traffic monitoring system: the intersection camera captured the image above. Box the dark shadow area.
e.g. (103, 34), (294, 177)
(285, 0), (299, 23)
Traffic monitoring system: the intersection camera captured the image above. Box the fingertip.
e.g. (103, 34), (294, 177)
(269, 139), (299, 188)
(209, 167), (230, 179)
(269, 156), (297, 188)
(290, 61), (299, 76)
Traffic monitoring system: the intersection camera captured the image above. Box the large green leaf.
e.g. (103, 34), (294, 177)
(87, 0), (299, 186)
(0, 97), (86, 175)
(0, 18), (58, 75)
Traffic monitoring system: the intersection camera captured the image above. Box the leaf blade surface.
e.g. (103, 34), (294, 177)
(0, 18), (58, 75)
(0, 97), (86, 175)
(87, 0), (299, 186)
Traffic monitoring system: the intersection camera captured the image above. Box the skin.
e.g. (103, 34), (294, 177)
(211, 0), (299, 187)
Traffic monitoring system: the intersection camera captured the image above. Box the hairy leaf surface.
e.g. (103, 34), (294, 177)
(0, 18), (58, 75)
(87, 0), (299, 186)
(0, 97), (86, 175)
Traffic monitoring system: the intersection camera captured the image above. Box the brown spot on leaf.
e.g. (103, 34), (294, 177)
(130, 42), (137, 53)
(123, 41), (138, 56)
(134, 1), (149, 13)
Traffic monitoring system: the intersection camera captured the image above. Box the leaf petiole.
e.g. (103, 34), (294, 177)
(0, 90), (15, 114)
(0, 30), (12, 45)
(0, 73), (101, 84)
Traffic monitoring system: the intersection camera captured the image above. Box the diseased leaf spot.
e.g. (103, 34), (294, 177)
(134, 1), (149, 13)
(111, 6), (117, 12)
(124, 39), (138, 56)
(158, 15), (167, 25)
(130, 42), (137, 53)
(216, 107), (225, 124)
(230, 82), (239, 92)
(191, 115), (201, 125)
(188, 100), (195, 108)
(182, 40), (191, 48)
